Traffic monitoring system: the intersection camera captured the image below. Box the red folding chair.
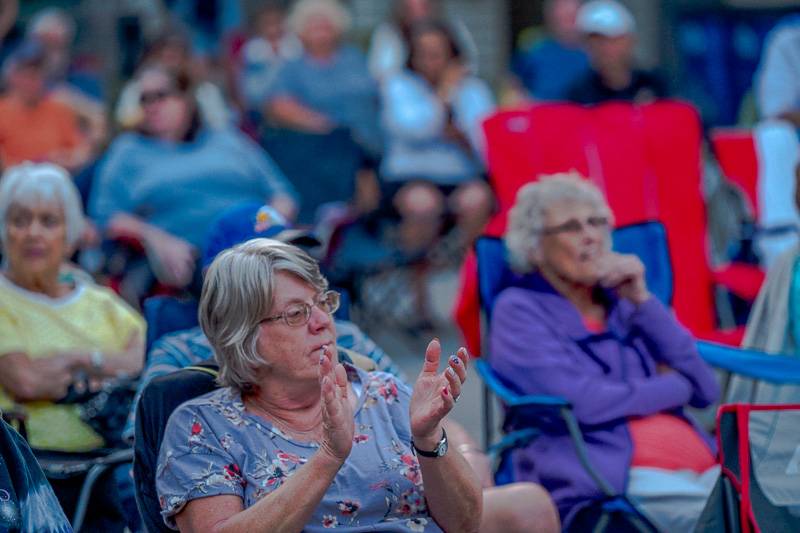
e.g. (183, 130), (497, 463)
(711, 128), (760, 219)
(455, 101), (762, 355)
(696, 403), (800, 533)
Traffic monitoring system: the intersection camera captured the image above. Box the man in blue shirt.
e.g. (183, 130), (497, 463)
(511, 0), (591, 101)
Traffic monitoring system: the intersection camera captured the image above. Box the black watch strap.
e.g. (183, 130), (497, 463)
(412, 427), (448, 458)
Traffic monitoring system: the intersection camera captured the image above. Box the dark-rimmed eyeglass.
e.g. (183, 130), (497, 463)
(537, 216), (610, 236)
(139, 89), (176, 106)
(260, 290), (340, 327)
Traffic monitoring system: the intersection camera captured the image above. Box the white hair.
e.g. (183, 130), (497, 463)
(199, 238), (328, 392)
(288, 0), (351, 36)
(0, 162), (85, 250)
(504, 172), (613, 273)
(28, 8), (76, 43)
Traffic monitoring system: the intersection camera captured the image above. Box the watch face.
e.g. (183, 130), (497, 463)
(436, 437), (448, 457)
(413, 428), (448, 458)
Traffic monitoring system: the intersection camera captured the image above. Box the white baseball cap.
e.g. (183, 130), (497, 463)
(577, 0), (635, 37)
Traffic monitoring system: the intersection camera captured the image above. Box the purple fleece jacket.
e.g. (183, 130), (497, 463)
(489, 274), (720, 525)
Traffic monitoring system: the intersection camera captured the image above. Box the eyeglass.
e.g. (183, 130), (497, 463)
(260, 290), (340, 327)
(537, 215), (610, 236)
(139, 89), (175, 106)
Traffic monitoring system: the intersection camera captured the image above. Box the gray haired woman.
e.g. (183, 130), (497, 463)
(156, 238), (482, 532)
(492, 172), (720, 531)
(0, 162), (145, 521)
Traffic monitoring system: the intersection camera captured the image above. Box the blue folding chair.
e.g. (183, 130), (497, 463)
(260, 127), (363, 225)
(143, 296), (200, 352)
(474, 221), (800, 532)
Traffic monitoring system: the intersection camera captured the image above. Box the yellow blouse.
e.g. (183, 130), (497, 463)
(0, 275), (145, 452)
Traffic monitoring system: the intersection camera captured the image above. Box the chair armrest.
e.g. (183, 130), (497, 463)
(486, 428), (540, 460)
(94, 447), (134, 466)
(475, 359), (570, 408)
(697, 341), (800, 384)
(476, 359), (619, 497)
(711, 263), (765, 301)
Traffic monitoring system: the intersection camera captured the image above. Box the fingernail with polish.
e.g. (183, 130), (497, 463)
(450, 355), (460, 365)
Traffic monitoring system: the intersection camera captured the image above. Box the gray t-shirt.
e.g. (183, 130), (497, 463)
(156, 365), (441, 532)
(269, 46), (381, 155)
(90, 129), (294, 248)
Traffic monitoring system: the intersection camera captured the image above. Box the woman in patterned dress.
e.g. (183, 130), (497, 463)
(156, 238), (482, 532)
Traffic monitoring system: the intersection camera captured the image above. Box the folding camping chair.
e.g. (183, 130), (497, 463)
(143, 295), (200, 352)
(474, 225), (800, 533)
(261, 127), (363, 225)
(455, 101), (765, 356)
(477, 348), (800, 533)
(473, 222), (672, 533)
(695, 404), (800, 533)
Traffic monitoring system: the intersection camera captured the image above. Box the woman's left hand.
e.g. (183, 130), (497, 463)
(409, 340), (469, 447)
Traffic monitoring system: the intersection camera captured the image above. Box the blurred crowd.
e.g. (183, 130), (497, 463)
(0, 0), (799, 531)
(0, 0), (681, 313)
(0, 0), (794, 311)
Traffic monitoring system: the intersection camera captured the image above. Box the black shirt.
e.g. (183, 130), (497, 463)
(133, 363), (220, 533)
(567, 69), (668, 105)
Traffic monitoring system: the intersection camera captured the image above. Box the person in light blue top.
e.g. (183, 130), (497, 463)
(89, 65), (296, 298)
(266, 0), (381, 156)
(380, 19), (495, 257)
(156, 238), (482, 531)
(755, 14), (800, 126)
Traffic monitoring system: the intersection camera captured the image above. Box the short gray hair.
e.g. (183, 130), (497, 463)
(0, 162), (85, 250)
(199, 238), (328, 391)
(288, 0), (351, 36)
(28, 8), (76, 43)
(504, 172), (613, 273)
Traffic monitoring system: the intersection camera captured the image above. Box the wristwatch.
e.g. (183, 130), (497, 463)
(412, 427), (448, 458)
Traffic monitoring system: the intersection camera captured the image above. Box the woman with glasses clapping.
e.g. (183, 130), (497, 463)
(155, 238), (482, 532)
(490, 172), (721, 532)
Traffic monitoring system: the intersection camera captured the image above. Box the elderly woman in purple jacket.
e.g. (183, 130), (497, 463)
(490, 173), (721, 532)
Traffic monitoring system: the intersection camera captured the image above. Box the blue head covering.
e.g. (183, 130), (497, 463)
(202, 202), (320, 269)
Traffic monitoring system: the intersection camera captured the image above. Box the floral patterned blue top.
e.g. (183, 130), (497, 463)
(156, 365), (441, 532)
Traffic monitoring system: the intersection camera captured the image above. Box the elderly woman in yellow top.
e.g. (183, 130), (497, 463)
(0, 162), (145, 453)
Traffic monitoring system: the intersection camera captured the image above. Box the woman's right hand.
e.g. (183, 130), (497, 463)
(144, 230), (197, 288)
(597, 252), (650, 305)
(318, 346), (354, 463)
